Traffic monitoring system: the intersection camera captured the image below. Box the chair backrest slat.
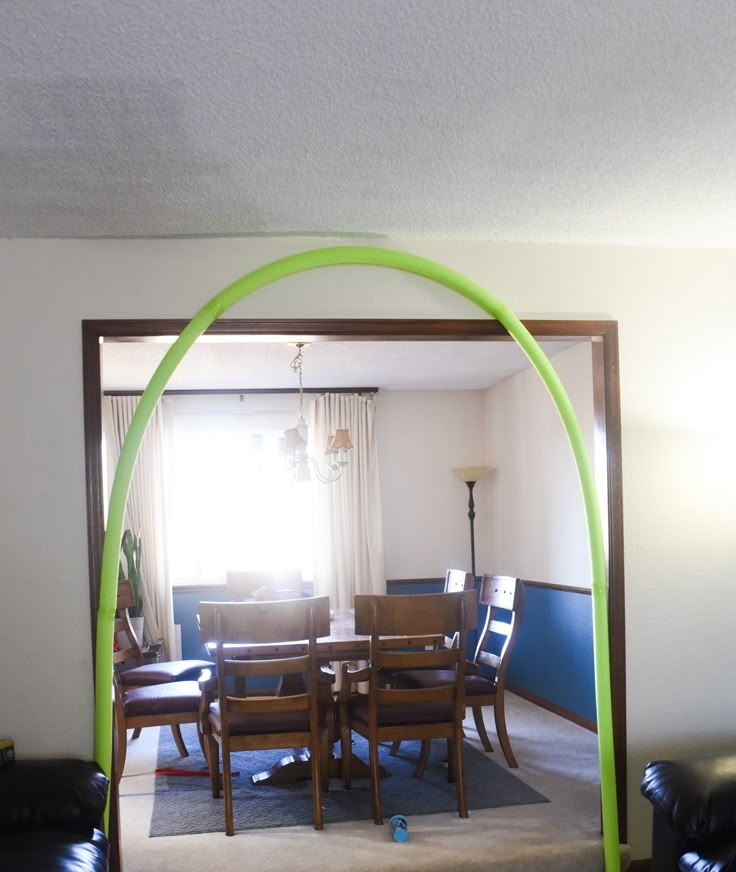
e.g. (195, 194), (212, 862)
(228, 694), (311, 715)
(378, 647), (462, 671)
(114, 580), (144, 667)
(225, 654), (311, 678)
(479, 575), (518, 611)
(444, 568), (474, 592)
(476, 650), (501, 670)
(199, 596), (331, 645)
(353, 590), (477, 637)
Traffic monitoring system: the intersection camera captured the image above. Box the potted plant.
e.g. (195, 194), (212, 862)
(119, 529), (144, 644)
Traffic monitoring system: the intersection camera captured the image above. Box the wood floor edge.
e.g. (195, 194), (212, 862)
(506, 685), (598, 732)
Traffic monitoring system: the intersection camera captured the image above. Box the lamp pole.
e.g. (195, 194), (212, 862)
(453, 466), (491, 580)
(465, 479), (478, 578)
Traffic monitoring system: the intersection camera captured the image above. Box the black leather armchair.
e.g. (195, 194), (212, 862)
(641, 752), (736, 871)
(0, 759), (109, 871)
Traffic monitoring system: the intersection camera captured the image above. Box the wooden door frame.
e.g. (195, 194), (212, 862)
(82, 317), (626, 866)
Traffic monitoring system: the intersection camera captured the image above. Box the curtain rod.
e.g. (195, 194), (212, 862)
(103, 387), (379, 397)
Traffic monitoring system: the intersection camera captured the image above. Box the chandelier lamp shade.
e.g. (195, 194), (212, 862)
(282, 343), (353, 483)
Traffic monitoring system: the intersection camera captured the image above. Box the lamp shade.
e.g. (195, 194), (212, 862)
(326, 428), (353, 453)
(453, 466), (491, 483)
(284, 427), (307, 450)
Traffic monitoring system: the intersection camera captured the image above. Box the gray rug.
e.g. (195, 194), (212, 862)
(150, 723), (548, 836)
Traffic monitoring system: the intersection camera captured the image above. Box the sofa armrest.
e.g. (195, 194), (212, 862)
(642, 753), (736, 842)
(0, 759), (109, 836)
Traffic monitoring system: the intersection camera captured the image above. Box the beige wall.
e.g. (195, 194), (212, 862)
(484, 341), (595, 587)
(1, 237), (735, 859)
(377, 389), (489, 578)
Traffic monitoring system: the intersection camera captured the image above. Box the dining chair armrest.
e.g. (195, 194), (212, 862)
(337, 662), (370, 702)
(319, 664), (337, 685)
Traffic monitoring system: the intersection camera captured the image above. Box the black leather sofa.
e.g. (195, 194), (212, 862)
(0, 758), (109, 871)
(641, 752), (736, 871)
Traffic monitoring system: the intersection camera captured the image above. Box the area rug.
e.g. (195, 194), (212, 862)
(150, 723), (548, 836)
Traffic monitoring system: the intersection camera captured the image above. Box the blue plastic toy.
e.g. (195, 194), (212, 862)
(390, 814), (409, 842)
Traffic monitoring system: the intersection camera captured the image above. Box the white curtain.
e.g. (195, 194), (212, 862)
(310, 393), (386, 609)
(102, 395), (177, 659)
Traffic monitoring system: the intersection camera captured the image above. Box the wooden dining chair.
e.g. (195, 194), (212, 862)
(114, 579), (212, 752)
(198, 596), (332, 835)
(112, 671), (206, 781)
(338, 589), (477, 825)
(115, 580), (211, 688)
(379, 568), (474, 691)
(394, 575), (525, 767)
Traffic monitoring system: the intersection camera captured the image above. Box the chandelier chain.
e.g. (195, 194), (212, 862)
(290, 343), (306, 422)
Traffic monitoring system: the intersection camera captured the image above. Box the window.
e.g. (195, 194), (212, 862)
(164, 396), (315, 585)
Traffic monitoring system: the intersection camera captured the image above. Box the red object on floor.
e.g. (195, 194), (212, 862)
(155, 768), (240, 777)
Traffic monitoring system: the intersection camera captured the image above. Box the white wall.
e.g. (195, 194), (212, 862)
(483, 341), (595, 587)
(1, 237), (735, 859)
(377, 390), (489, 578)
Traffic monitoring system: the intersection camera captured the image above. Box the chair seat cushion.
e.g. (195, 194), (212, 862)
(123, 681), (201, 717)
(208, 703), (310, 736)
(396, 669), (497, 697)
(348, 693), (455, 728)
(119, 660), (212, 687)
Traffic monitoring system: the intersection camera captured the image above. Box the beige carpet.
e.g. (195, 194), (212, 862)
(119, 694), (628, 871)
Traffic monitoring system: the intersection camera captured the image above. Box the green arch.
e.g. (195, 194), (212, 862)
(96, 245), (619, 869)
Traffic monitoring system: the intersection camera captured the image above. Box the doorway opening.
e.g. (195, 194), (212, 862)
(82, 316), (625, 868)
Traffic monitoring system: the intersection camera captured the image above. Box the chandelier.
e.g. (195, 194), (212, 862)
(282, 343), (352, 483)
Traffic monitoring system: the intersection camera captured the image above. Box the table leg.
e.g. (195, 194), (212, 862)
(250, 744), (381, 784)
(250, 691), (386, 785)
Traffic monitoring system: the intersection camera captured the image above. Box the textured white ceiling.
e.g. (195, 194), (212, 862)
(3, 1), (736, 246)
(101, 338), (580, 391)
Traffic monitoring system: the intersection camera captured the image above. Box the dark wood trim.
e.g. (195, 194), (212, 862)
(172, 582), (229, 594)
(82, 316), (627, 855)
(82, 323), (106, 641)
(628, 860), (652, 871)
(88, 317), (617, 341)
(507, 686), (598, 733)
(520, 579), (592, 596)
(388, 577), (593, 595)
(108, 751), (121, 872)
(596, 323), (628, 840)
(173, 577), (594, 594)
(104, 387), (378, 397)
(172, 578), (435, 594)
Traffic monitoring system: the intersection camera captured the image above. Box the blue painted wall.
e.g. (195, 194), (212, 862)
(173, 579), (595, 722)
(507, 584), (596, 723)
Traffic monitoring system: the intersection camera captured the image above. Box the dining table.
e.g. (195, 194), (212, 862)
(201, 607), (443, 785)
(203, 607), (440, 661)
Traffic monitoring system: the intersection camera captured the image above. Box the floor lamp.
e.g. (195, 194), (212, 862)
(453, 466), (492, 579)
